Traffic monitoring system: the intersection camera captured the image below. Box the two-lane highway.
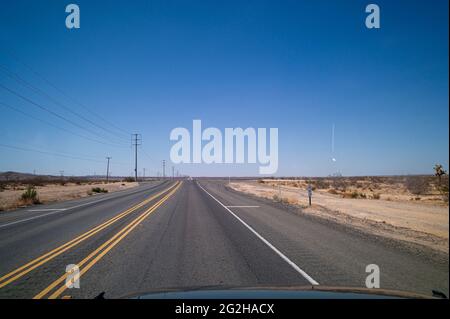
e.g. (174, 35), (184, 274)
(0, 180), (179, 298)
(0, 180), (448, 298)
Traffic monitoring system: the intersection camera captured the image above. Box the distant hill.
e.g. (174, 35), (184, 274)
(0, 171), (129, 182)
(0, 171), (48, 181)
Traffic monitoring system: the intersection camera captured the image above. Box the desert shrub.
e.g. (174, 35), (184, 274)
(405, 176), (430, 195)
(29, 177), (45, 187)
(257, 179), (265, 184)
(91, 187), (108, 193)
(273, 194), (281, 202)
(372, 193), (380, 200)
(343, 191), (361, 199)
(370, 176), (384, 184)
(123, 177), (135, 183)
(315, 179), (330, 189)
(438, 177), (449, 203)
(20, 186), (41, 204)
(328, 189), (339, 195)
(332, 178), (347, 191)
(356, 182), (365, 189)
(68, 177), (83, 185)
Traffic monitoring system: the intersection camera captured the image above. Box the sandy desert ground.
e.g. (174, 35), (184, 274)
(229, 178), (449, 253)
(0, 181), (138, 211)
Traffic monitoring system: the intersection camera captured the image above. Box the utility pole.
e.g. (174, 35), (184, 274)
(162, 160), (166, 180)
(106, 157), (112, 183)
(143, 168), (146, 180)
(132, 134), (141, 182)
(172, 166), (174, 180)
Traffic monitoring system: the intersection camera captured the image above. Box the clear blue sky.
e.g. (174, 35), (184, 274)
(0, 0), (448, 177)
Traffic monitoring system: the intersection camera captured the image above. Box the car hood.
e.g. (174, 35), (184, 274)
(119, 285), (435, 299)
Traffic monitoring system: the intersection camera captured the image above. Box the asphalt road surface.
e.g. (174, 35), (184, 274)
(0, 180), (448, 299)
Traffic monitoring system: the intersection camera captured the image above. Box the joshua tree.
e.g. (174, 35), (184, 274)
(434, 164), (447, 185)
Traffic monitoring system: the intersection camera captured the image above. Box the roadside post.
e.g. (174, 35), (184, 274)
(307, 184), (312, 206)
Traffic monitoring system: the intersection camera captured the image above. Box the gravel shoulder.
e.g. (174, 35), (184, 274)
(228, 181), (449, 254)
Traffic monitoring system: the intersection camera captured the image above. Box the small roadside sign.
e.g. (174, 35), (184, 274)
(307, 185), (312, 206)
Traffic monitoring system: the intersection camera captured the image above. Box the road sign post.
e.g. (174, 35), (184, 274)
(307, 185), (312, 206)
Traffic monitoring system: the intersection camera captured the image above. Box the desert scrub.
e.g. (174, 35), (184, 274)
(91, 187), (108, 193)
(20, 186), (41, 205)
(372, 193), (381, 200)
(342, 191), (364, 199)
(405, 176), (430, 195)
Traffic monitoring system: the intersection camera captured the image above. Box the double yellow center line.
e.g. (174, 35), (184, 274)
(34, 181), (182, 299)
(0, 181), (180, 290)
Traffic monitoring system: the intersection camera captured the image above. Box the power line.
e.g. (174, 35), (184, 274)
(0, 49), (131, 137)
(0, 101), (129, 148)
(0, 143), (106, 163)
(0, 64), (130, 142)
(0, 127), (131, 166)
(0, 83), (129, 146)
(0, 131), (115, 162)
(0, 142), (131, 167)
(140, 149), (161, 167)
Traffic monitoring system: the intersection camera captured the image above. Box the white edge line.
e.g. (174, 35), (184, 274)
(0, 196), (114, 229)
(0, 190), (133, 229)
(197, 182), (319, 286)
(27, 209), (67, 212)
(226, 206), (260, 208)
(0, 211), (68, 229)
